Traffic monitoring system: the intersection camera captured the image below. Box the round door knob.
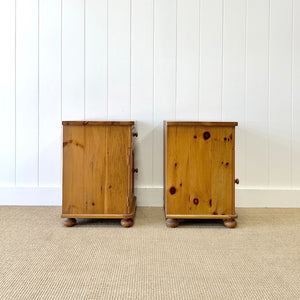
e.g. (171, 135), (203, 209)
(133, 132), (138, 137)
(235, 178), (239, 184)
(134, 168), (138, 173)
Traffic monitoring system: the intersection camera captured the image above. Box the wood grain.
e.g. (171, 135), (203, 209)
(164, 122), (237, 223)
(62, 122), (136, 221)
(105, 126), (130, 214)
(83, 126), (106, 214)
(62, 125), (85, 214)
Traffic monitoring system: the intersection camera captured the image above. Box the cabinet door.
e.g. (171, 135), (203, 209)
(166, 126), (235, 216)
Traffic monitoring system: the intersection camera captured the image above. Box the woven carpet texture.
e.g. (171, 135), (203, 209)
(0, 207), (299, 300)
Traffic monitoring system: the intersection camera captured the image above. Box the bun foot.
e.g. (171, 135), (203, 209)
(121, 218), (134, 228)
(223, 218), (237, 228)
(63, 218), (77, 227)
(166, 218), (179, 228)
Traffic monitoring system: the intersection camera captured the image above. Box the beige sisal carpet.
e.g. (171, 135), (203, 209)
(0, 206), (299, 300)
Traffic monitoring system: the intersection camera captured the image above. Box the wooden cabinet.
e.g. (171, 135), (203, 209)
(61, 121), (137, 227)
(164, 121), (239, 228)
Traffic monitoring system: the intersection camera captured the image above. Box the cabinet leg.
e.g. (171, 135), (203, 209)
(223, 218), (237, 228)
(121, 218), (134, 228)
(63, 218), (77, 227)
(166, 218), (179, 228)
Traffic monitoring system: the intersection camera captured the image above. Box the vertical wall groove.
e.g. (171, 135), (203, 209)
(197, 0), (201, 121)
(14, 0), (17, 186)
(60, 0), (63, 184)
(267, 0), (271, 187)
(221, 0), (224, 120)
(84, 0), (86, 120)
(130, 0), (132, 120)
(175, 0), (178, 120)
(244, 0), (248, 185)
(152, 0), (155, 186)
(37, 0), (40, 186)
(291, 0), (294, 187)
(106, 0), (109, 120)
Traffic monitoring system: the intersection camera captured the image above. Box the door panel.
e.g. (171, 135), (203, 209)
(166, 126), (234, 216)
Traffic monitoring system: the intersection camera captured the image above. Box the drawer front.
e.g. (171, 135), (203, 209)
(165, 125), (235, 216)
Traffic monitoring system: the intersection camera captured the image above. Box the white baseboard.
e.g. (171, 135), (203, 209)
(0, 186), (299, 207)
(0, 187), (62, 206)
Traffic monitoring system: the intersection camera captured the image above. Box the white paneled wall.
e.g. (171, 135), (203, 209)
(0, 0), (300, 207)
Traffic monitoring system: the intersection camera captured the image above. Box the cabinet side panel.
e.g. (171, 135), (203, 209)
(83, 126), (107, 214)
(211, 127), (234, 215)
(166, 126), (191, 215)
(62, 126), (84, 214)
(105, 126), (129, 214)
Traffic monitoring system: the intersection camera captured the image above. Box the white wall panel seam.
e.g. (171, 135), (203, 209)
(175, 0), (178, 120)
(152, 0), (155, 185)
(244, 0), (248, 185)
(60, 0), (63, 181)
(267, 0), (271, 187)
(61, 0), (63, 124)
(82, 0), (85, 119)
(37, 0), (40, 186)
(60, 0), (62, 187)
(221, 0), (224, 121)
(130, 0), (132, 120)
(197, 0), (201, 121)
(106, 0), (109, 120)
(15, 0), (17, 186)
(291, 0), (294, 187)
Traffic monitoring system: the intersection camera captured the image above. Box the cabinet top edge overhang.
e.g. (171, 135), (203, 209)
(62, 121), (135, 126)
(164, 121), (238, 127)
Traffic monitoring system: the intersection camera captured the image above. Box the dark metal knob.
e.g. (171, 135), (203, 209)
(235, 178), (239, 184)
(133, 132), (138, 137)
(134, 168), (138, 173)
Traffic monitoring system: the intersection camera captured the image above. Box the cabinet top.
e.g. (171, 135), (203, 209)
(62, 121), (135, 126)
(164, 121), (238, 127)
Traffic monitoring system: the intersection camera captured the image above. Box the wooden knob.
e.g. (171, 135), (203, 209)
(134, 168), (138, 173)
(235, 178), (239, 184)
(133, 132), (138, 137)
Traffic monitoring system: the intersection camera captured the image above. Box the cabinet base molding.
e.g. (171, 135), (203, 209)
(166, 214), (238, 228)
(62, 197), (136, 226)
(166, 214), (238, 220)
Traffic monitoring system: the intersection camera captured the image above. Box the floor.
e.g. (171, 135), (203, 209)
(0, 206), (299, 299)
